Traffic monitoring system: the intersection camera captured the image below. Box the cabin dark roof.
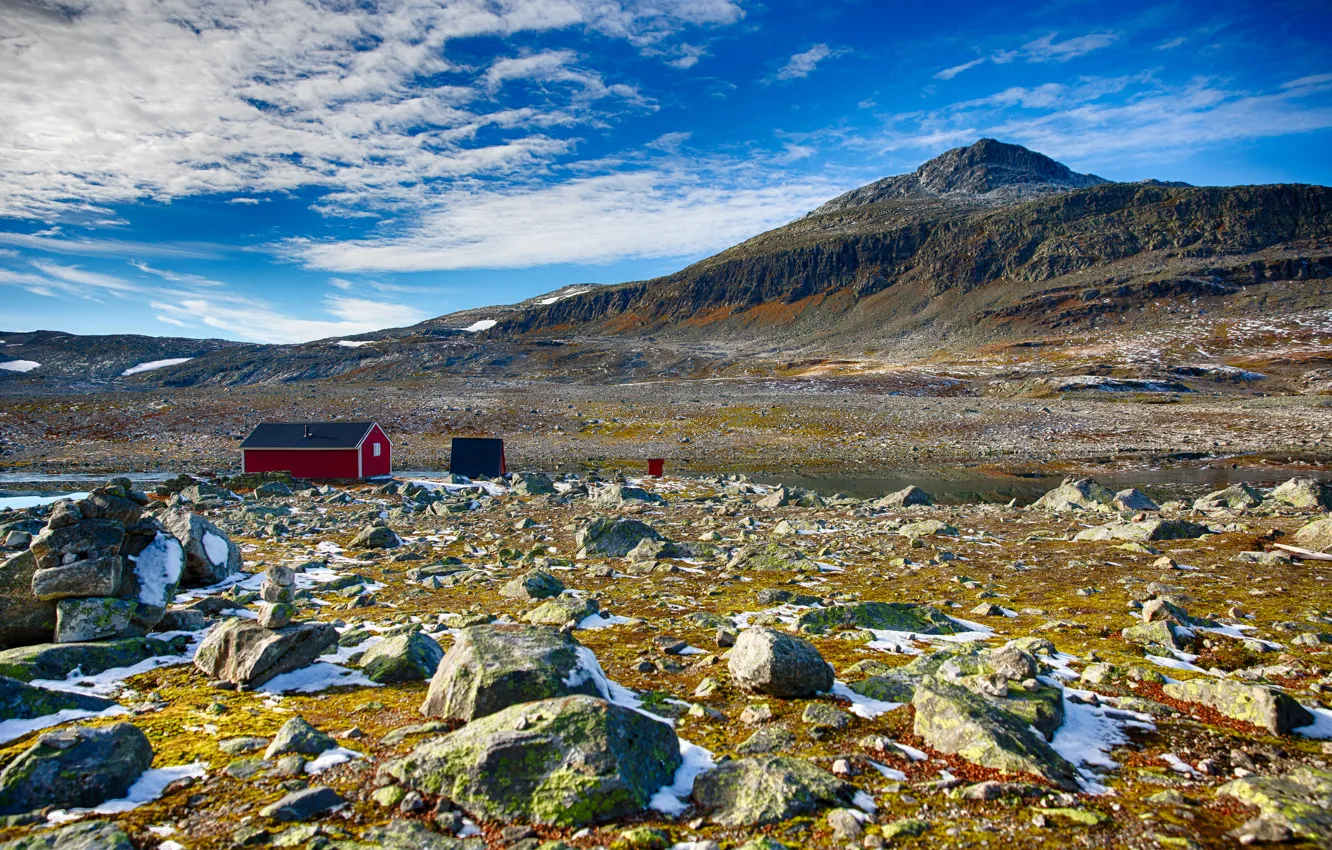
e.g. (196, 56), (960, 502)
(240, 422), (377, 450)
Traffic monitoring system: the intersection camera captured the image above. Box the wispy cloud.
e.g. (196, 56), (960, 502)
(286, 163), (841, 272)
(1021, 31), (1118, 62)
(874, 73), (1332, 165)
(935, 58), (985, 80)
(0, 0), (742, 220)
(774, 44), (841, 81)
(151, 294), (428, 344)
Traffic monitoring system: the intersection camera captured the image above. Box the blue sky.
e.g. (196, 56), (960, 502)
(1, 0), (1330, 344)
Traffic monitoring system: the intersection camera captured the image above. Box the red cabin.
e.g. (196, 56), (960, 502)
(239, 421), (392, 479)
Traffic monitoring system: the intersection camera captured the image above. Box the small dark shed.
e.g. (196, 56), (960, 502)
(450, 437), (506, 478)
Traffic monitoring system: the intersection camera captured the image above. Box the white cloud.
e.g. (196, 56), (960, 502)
(287, 165), (841, 272)
(0, 0), (742, 220)
(1021, 32), (1118, 63)
(775, 44), (839, 81)
(875, 74), (1332, 164)
(0, 232), (216, 259)
(935, 58), (985, 80)
(151, 294), (428, 344)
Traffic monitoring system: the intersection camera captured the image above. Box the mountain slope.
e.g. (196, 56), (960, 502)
(5, 139), (1330, 392)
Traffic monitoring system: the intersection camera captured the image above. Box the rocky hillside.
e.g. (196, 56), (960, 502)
(4, 139), (1330, 390)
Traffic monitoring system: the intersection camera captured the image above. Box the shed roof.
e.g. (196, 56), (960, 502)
(240, 421), (379, 450)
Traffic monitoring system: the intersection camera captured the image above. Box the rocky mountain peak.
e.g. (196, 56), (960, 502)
(809, 138), (1109, 215)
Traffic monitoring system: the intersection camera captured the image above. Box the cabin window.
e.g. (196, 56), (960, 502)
(373, 442), (382, 457)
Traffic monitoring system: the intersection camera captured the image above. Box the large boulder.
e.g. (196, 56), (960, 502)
(511, 472), (556, 497)
(359, 631), (444, 684)
(797, 602), (962, 635)
(162, 511), (241, 586)
(120, 529), (185, 629)
(0, 676), (117, 720)
(1162, 678), (1314, 735)
(1219, 768), (1332, 846)
(728, 627), (833, 698)
(1272, 478), (1332, 511)
(1293, 517), (1332, 552)
(0, 550), (57, 647)
(1032, 477), (1117, 513)
(0, 635), (189, 682)
(30, 556), (121, 601)
(1074, 518), (1209, 543)
(1114, 488), (1160, 511)
(54, 598), (139, 643)
(0, 723), (153, 815)
(726, 542), (815, 572)
(523, 596), (599, 625)
(590, 484), (664, 507)
(691, 755), (859, 827)
(28, 517), (124, 571)
(875, 485), (933, 508)
(380, 694), (681, 827)
(194, 618), (337, 687)
(265, 716), (335, 759)
(575, 517), (661, 558)
(912, 673), (1079, 791)
(1194, 483), (1265, 512)
(500, 569), (565, 600)
(351, 524), (401, 550)
(421, 624), (599, 721)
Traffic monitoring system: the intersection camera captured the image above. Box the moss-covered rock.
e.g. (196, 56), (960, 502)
(0, 635), (189, 682)
(359, 631), (444, 684)
(421, 624), (598, 721)
(690, 755), (859, 827)
(0, 820), (133, 850)
(0, 723), (153, 815)
(1162, 678), (1314, 734)
(1219, 768), (1332, 846)
(797, 601), (962, 634)
(523, 596), (599, 626)
(912, 674), (1079, 790)
(0, 675), (116, 721)
(380, 695), (681, 827)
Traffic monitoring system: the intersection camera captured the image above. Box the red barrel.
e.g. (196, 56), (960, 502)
(647, 458), (664, 478)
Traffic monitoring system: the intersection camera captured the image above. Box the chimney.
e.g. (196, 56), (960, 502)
(303, 424), (311, 439)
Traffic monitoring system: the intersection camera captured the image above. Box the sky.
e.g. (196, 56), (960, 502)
(1, 0), (1330, 345)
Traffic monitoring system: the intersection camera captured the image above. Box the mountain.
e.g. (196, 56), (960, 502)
(809, 137), (1111, 213)
(4, 139), (1330, 392)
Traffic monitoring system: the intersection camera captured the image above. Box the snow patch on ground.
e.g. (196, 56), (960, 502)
(1295, 706), (1332, 739)
(121, 358), (192, 376)
(0, 706), (130, 746)
(335, 340), (373, 347)
(829, 680), (901, 719)
(306, 746), (364, 774)
(462, 319), (497, 332)
(578, 612), (635, 629)
(0, 360), (40, 372)
(27, 634), (203, 698)
(649, 740), (716, 815)
(48, 762), (207, 822)
(1050, 686), (1156, 794)
(258, 662), (380, 694)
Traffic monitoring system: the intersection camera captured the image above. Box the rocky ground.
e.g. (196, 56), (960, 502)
(1, 471), (1332, 849)
(1, 377), (1330, 482)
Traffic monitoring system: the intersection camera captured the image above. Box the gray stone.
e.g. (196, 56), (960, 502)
(575, 517), (661, 558)
(912, 673), (1079, 790)
(0, 820), (134, 850)
(691, 755), (858, 827)
(1294, 517), (1332, 552)
(1272, 478), (1332, 510)
(875, 485), (933, 508)
(30, 556), (122, 601)
(1113, 488), (1159, 511)
(0, 722), (154, 815)
(0, 635), (188, 682)
(0, 675), (117, 721)
(0, 551), (57, 647)
(1074, 518), (1210, 543)
(265, 716), (335, 759)
(523, 596), (599, 625)
(260, 785), (346, 822)
(728, 627), (833, 698)
(511, 473), (556, 497)
(351, 525), (402, 549)
(1194, 483), (1265, 511)
(590, 483), (663, 507)
(54, 597), (138, 643)
(1219, 768), (1332, 846)
(360, 631), (444, 683)
(381, 694), (681, 827)
(500, 570), (565, 600)
(162, 511), (241, 586)
(258, 602), (296, 629)
(29, 518), (123, 571)
(193, 618), (338, 687)
(421, 625), (598, 721)
(796, 601), (962, 634)
(1162, 678), (1314, 734)
(1032, 477), (1117, 513)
